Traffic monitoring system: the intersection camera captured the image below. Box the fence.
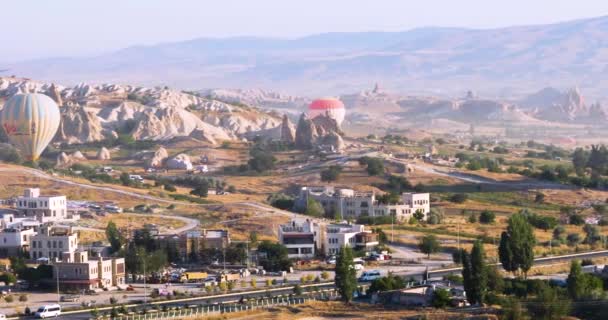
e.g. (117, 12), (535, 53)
(100, 291), (339, 320)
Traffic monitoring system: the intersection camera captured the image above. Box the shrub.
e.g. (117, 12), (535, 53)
(4, 295), (13, 303)
(479, 210), (496, 224)
(449, 193), (468, 203)
(163, 184), (177, 192)
(19, 294), (27, 302)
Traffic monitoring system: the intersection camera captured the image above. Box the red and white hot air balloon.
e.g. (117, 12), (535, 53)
(308, 98), (345, 125)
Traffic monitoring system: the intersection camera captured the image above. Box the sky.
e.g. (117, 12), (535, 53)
(1, 0), (607, 62)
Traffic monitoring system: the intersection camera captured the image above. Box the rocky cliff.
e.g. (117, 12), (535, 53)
(0, 77), (283, 145)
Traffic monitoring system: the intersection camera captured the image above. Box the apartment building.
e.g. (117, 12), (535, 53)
(278, 219), (322, 259)
(15, 188), (67, 222)
(296, 186), (430, 221)
(155, 229), (231, 262)
(30, 224), (78, 261)
(53, 250), (126, 291)
(0, 227), (36, 256)
(278, 219), (378, 258)
(324, 223), (379, 256)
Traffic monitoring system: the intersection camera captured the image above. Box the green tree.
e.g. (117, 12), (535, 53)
(368, 274), (405, 294)
(413, 209), (425, 221)
(320, 165), (342, 182)
(449, 193), (468, 203)
(257, 241), (292, 272)
(567, 233), (581, 246)
(335, 246), (357, 303)
(431, 288), (451, 308)
(567, 260), (603, 300)
(462, 240), (487, 305)
(190, 180), (209, 197)
(305, 197), (325, 218)
(501, 297), (528, 320)
(583, 224), (601, 245)
(418, 234), (440, 258)
(499, 213), (536, 278)
(105, 221), (124, 254)
(478, 210), (496, 224)
(527, 286), (570, 320)
(572, 147), (588, 176)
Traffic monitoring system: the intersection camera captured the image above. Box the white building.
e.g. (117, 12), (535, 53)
(324, 223), (378, 256)
(278, 219), (322, 259)
(30, 224), (78, 261)
(296, 186), (430, 221)
(278, 219), (379, 258)
(15, 188), (67, 222)
(0, 227), (36, 256)
(53, 250), (126, 290)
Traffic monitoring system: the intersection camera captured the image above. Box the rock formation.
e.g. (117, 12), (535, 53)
(71, 151), (86, 160)
(56, 152), (71, 167)
(279, 115), (296, 143)
(166, 153), (193, 170)
(46, 83), (63, 106)
(55, 104), (105, 144)
(147, 147), (169, 168)
(318, 131), (345, 152)
(97, 147), (111, 160)
(295, 114), (318, 149)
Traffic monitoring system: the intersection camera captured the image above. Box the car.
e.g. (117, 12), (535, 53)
(354, 264), (364, 271)
(34, 304), (61, 318)
(326, 256), (337, 264)
(358, 270), (382, 282)
(60, 295), (79, 302)
(0, 314), (5, 320)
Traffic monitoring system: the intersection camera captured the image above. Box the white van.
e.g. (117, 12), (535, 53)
(359, 270), (381, 282)
(35, 304), (61, 318)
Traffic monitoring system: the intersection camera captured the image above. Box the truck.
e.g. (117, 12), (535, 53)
(219, 273), (240, 283)
(180, 272), (208, 283)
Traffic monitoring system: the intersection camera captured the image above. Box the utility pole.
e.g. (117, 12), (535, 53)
(391, 214), (394, 243)
(55, 264), (60, 303)
(142, 252), (147, 305)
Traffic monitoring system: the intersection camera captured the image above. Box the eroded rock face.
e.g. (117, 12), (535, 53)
(295, 114), (318, 149)
(319, 131), (345, 152)
(71, 151), (86, 160)
(97, 147), (111, 160)
(280, 115), (296, 143)
(56, 152), (71, 167)
(46, 83), (63, 106)
(55, 104), (105, 144)
(166, 153), (193, 170)
(147, 147), (169, 168)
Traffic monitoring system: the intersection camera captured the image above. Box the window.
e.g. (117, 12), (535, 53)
(32, 241), (36, 248)
(59, 242), (63, 248)
(53, 241), (57, 248)
(47, 241), (51, 248)
(301, 248), (312, 254)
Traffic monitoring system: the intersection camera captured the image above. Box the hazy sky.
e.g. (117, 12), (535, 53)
(2, 0), (607, 61)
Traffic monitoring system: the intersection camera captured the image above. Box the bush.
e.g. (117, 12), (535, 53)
(321, 271), (330, 280)
(163, 184), (177, 192)
(569, 214), (585, 226)
(320, 165), (342, 182)
(449, 193), (468, 203)
(359, 157), (384, 176)
(4, 295), (13, 303)
(18, 294), (27, 302)
(479, 210), (496, 224)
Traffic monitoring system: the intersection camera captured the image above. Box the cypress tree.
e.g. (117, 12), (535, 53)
(499, 213), (536, 278)
(335, 246), (357, 303)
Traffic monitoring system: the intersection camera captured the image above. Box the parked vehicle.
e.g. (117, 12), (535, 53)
(105, 205), (123, 213)
(359, 270), (382, 282)
(0, 314), (5, 319)
(354, 264), (364, 271)
(180, 272), (208, 283)
(34, 304), (61, 318)
(326, 256), (337, 264)
(60, 294), (79, 302)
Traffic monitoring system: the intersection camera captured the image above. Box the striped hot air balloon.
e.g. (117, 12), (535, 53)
(308, 98), (345, 125)
(0, 93), (61, 161)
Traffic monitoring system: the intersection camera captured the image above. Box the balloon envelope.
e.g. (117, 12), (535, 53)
(0, 93), (61, 161)
(308, 98), (345, 125)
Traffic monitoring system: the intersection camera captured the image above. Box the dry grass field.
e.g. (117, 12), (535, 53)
(191, 301), (496, 320)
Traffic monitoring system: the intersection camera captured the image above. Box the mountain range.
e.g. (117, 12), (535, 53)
(3, 16), (608, 98)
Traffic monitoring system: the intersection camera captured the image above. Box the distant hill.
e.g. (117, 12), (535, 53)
(6, 16), (608, 97)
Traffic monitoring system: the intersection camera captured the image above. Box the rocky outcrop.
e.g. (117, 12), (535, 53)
(295, 114), (318, 149)
(71, 151), (86, 160)
(55, 104), (105, 144)
(280, 115), (296, 143)
(520, 87), (588, 121)
(311, 114), (342, 136)
(147, 147), (169, 168)
(318, 131), (345, 152)
(97, 147), (111, 160)
(46, 83), (63, 106)
(166, 153), (193, 170)
(56, 152), (72, 167)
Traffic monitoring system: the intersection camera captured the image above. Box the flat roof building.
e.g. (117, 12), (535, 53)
(15, 188), (67, 223)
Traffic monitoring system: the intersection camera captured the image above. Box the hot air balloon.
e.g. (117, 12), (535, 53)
(308, 98), (345, 125)
(0, 93), (61, 161)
